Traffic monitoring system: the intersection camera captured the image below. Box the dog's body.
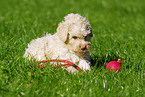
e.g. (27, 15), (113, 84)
(24, 13), (93, 73)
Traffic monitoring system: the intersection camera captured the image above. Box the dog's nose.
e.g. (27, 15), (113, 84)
(81, 46), (87, 50)
(81, 42), (91, 51)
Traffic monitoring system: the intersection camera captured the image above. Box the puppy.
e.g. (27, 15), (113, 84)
(23, 13), (93, 73)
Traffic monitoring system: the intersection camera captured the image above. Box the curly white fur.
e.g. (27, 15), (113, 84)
(24, 13), (93, 73)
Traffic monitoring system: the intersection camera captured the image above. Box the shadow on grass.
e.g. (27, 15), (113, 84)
(90, 52), (120, 69)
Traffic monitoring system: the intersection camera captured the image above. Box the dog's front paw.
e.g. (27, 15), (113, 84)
(78, 59), (91, 71)
(66, 66), (79, 73)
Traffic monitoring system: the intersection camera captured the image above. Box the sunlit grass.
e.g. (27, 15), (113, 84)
(0, 0), (145, 96)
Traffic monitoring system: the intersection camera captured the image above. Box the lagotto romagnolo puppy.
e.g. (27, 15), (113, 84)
(23, 13), (93, 73)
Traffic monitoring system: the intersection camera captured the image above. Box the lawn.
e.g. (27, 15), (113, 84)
(0, 0), (145, 96)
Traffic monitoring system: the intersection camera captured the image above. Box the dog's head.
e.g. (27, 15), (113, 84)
(57, 13), (93, 55)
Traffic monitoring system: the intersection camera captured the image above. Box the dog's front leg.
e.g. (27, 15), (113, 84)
(78, 59), (91, 71)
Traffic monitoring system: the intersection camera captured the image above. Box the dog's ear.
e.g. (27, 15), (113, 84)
(57, 23), (70, 43)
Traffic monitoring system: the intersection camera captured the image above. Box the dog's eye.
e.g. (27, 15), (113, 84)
(84, 36), (88, 41)
(72, 36), (78, 39)
(84, 35), (91, 41)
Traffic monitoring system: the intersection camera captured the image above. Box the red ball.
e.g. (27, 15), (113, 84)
(106, 59), (121, 72)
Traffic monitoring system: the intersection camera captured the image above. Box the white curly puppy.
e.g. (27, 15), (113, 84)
(24, 13), (93, 73)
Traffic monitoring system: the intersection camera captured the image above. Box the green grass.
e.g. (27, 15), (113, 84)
(0, 0), (145, 96)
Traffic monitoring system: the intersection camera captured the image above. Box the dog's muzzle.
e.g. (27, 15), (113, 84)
(80, 42), (91, 52)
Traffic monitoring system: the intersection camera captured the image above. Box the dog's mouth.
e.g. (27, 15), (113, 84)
(74, 50), (89, 55)
(74, 45), (91, 54)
